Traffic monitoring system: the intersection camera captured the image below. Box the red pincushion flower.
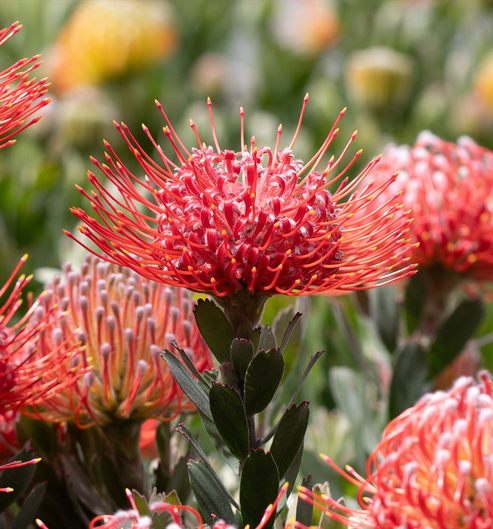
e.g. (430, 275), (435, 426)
(0, 256), (83, 414)
(360, 132), (493, 288)
(0, 22), (51, 148)
(28, 254), (213, 427)
(68, 96), (416, 299)
(300, 372), (493, 529)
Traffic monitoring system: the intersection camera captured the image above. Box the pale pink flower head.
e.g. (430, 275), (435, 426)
(69, 96), (416, 301)
(364, 132), (493, 290)
(28, 254), (213, 427)
(300, 371), (493, 529)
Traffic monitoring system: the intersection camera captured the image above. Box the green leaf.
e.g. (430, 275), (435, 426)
(11, 482), (46, 529)
(296, 475), (313, 526)
(259, 352), (323, 447)
(132, 491), (152, 517)
(160, 350), (212, 421)
(176, 423), (239, 508)
(257, 324), (277, 353)
(276, 311), (302, 353)
(0, 450), (38, 512)
(19, 417), (58, 459)
(271, 402), (309, 478)
(240, 450), (280, 529)
(369, 284), (398, 352)
(428, 298), (485, 380)
(209, 383), (249, 460)
(273, 307), (304, 382)
(188, 460), (237, 527)
(194, 298), (235, 363)
(197, 409), (241, 474)
(250, 327), (261, 352)
(389, 342), (429, 419)
(404, 270), (430, 334)
(171, 339), (212, 391)
(244, 349), (285, 417)
(279, 443), (303, 511)
(231, 338), (254, 380)
(168, 456), (192, 504)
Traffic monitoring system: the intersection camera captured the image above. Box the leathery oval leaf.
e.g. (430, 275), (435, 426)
(244, 348), (285, 417)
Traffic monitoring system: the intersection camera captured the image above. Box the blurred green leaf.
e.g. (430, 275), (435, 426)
(389, 342), (428, 419)
(0, 450), (38, 512)
(428, 298), (484, 380)
(404, 270), (430, 335)
(369, 284), (398, 352)
(10, 482), (46, 529)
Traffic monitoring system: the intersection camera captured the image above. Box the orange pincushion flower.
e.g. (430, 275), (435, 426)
(0, 22), (51, 148)
(29, 255), (213, 427)
(300, 372), (493, 529)
(69, 97), (416, 298)
(362, 132), (493, 287)
(0, 256), (83, 414)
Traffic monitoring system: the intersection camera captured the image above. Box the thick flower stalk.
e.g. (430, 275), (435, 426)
(69, 96), (416, 305)
(0, 255), (83, 413)
(28, 254), (213, 427)
(362, 132), (493, 288)
(0, 21), (51, 148)
(299, 372), (493, 529)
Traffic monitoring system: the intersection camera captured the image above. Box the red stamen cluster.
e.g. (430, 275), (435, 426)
(0, 255), (83, 414)
(0, 22), (51, 148)
(28, 254), (212, 427)
(69, 96), (417, 298)
(300, 372), (493, 529)
(362, 132), (493, 287)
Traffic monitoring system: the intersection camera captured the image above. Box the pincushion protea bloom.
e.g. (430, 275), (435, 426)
(28, 254), (212, 427)
(299, 372), (493, 529)
(0, 255), (83, 414)
(362, 132), (493, 289)
(0, 21), (51, 148)
(68, 96), (416, 304)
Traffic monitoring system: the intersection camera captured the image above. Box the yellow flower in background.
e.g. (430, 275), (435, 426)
(49, 0), (177, 94)
(345, 47), (414, 112)
(475, 51), (493, 112)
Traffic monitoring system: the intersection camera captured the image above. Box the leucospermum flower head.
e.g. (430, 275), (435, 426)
(0, 22), (51, 148)
(0, 256), (83, 414)
(299, 372), (493, 529)
(68, 96), (416, 299)
(361, 132), (493, 289)
(28, 254), (213, 427)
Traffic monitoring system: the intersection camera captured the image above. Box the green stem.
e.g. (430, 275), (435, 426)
(102, 420), (145, 493)
(419, 268), (460, 340)
(213, 289), (270, 339)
